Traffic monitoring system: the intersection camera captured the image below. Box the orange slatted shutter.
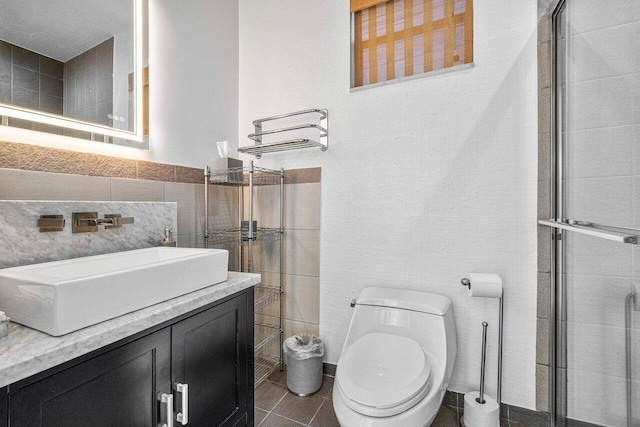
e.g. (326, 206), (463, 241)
(352, 0), (473, 88)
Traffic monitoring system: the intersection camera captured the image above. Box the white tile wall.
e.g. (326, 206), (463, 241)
(568, 0), (636, 34)
(566, 322), (639, 379)
(565, 233), (632, 277)
(568, 126), (633, 179)
(566, 176), (632, 227)
(567, 369), (639, 427)
(562, 5), (640, 420)
(569, 75), (637, 131)
(570, 23), (640, 83)
(566, 274), (633, 327)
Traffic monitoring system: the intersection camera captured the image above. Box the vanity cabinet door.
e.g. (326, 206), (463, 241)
(0, 386), (7, 427)
(171, 291), (252, 427)
(8, 328), (171, 427)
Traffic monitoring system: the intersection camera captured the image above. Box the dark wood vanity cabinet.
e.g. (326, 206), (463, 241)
(171, 291), (250, 427)
(2, 288), (254, 427)
(9, 328), (172, 426)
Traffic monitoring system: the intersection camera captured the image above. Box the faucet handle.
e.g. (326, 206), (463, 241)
(104, 214), (135, 228)
(37, 215), (65, 232)
(72, 212), (99, 233)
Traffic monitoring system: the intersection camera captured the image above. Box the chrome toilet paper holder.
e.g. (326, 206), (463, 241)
(461, 276), (504, 406)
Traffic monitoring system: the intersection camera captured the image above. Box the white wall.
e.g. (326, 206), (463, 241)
(147, 0), (238, 166)
(238, 0), (538, 409)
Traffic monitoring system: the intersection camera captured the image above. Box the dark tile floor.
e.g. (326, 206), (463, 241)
(255, 367), (533, 427)
(255, 368), (338, 426)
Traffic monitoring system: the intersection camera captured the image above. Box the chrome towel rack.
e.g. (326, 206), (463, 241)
(538, 219), (640, 244)
(238, 108), (328, 158)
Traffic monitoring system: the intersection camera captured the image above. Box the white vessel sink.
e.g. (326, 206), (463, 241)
(0, 247), (229, 336)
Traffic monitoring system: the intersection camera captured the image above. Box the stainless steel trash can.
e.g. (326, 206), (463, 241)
(283, 334), (324, 396)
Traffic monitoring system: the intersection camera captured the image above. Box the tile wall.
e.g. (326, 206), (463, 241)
(561, 3), (640, 425)
(248, 169), (321, 353)
(0, 40), (64, 131)
(538, 2), (640, 424)
(0, 141), (321, 360)
(63, 38), (114, 129)
(0, 141), (236, 255)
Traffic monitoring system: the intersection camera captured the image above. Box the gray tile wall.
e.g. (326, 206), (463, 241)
(64, 38), (114, 128)
(0, 40), (64, 132)
(248, 181), (321, 346)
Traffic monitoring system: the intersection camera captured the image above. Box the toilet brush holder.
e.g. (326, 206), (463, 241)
(461, 321), (499, 427)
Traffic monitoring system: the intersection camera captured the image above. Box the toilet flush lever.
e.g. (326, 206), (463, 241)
(350, 299), (357, 308)
(461, 278), (471, 290)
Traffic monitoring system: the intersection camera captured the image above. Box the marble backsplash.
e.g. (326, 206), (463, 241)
(0, 201), (177, 268)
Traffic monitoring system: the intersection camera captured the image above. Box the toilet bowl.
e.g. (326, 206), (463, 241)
(332, 287), (456, 427)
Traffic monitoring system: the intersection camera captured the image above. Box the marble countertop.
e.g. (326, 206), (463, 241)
(0, 271), (261, 388)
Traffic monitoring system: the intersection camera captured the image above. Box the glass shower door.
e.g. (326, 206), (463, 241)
(551, 1), (640, 426)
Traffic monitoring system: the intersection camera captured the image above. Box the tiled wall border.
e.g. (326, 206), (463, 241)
(0, 140), (320, 185)
(537, 7), (553, 417)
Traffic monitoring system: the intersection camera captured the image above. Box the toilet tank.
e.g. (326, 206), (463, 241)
(342, 287), (457, 384)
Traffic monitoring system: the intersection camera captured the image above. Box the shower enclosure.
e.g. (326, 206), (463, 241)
(543, 1), (640, 426)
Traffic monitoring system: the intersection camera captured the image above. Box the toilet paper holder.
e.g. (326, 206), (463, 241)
(461, 276), (504, 406)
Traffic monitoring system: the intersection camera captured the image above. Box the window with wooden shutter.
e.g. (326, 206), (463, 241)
(351, 0), (473, 88)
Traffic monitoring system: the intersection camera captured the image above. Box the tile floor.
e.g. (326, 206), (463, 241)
(255, 367), (535, 427)
(255, 368), (338, 426)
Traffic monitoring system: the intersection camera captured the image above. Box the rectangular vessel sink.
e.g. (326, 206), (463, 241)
(0, 247), (229, 336)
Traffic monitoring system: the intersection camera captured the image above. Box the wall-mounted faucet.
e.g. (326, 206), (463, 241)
(72, 212), (135, 233)
(36, 215), (65, 232)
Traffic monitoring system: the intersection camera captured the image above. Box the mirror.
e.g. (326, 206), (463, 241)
(0, 0), (147, 145)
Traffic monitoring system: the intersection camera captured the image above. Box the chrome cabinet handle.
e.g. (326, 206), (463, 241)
(160, 393), (174, 427)
(176, 383), (189, 425)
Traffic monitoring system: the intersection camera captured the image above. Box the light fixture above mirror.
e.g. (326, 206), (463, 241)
(0, 0), (147, 145)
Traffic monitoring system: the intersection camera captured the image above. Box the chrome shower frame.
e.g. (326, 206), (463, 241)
(550, 0), (566, 425)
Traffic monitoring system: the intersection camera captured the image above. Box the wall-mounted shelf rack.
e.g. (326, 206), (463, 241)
(209, 166), (281, 186)
(255, 354), (281, 385)
(255, 285), (281, 311)
(238, 108), (328, 158)
(204, 161), (285, 387)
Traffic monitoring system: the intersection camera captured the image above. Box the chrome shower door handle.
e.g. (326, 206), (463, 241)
(176, 383), (189, 425)
(160, 392), (174, 427)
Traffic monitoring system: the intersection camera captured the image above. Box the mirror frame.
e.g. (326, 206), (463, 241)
(0, 0), (145, 142)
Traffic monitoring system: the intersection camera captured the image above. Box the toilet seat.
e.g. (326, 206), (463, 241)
(336, 332), (432, 417)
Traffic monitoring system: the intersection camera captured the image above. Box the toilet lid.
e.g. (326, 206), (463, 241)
(337, 333), (432, 411)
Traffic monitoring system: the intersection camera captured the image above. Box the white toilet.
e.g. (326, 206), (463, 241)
(332, 287), (456, 427)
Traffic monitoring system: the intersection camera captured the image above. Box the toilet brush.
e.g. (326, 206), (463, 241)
(462, 321), (499, 427)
